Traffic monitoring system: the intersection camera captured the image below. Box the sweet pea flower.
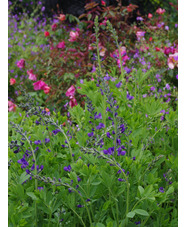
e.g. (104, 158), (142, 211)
(69, 97), (78, 108)
(8, 101), (16, 112)
(58, 14), (66, 21)
(43, 86), (51, 94)
(10, 78), (16, 85)
(136, 31), (145, 40)
(101, 0), (106, 6)
(69, 31), (79, 42)
(99, 45), (106, 57)
(148, 13), (153, 18)
(57, 41), (65, 49)
(17, 59), (25, 69)
(44, 31), (50, 37)
(51, 23), (57, 31)
(66, 85), (76, 97)
(156, 8), (166, 15)
(167, 52), (178, 69)
(33, 80), (47, 90)
(27, 69), (37, 81)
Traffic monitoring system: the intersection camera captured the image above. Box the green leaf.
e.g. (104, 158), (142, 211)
(18, 172), (31, 184)
(166, 186), (174, 196)
(96, 223), (105, 227)
(138, 186), (144, 196)
(134, 209), (149, 216)
(26, 192), (38, 201)
(127, 211), (136, 218)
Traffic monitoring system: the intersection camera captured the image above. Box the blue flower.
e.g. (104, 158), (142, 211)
(45, 138), (50, 144)
(34, 140), (41, 145)
(116, 81), (122, 88)
(64, 165), (72, 172)
(88, 132), (94, 137)
(96, 123), (105, 130)
(159, 187), (164, 193)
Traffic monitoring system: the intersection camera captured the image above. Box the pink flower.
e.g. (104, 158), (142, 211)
(58, 14), (66, 21)
(51, 23), (57, 31)
(136, 31), (146, 40)
(99, 44), (106, 57)
(8, 101), (16, 112)
(43, 86), (51, 94)
(57, 41), (65, 49)
(66, 85), (76, 97)
(69, 31), (79, 42)
(10, 78), (16, 85)
(101, 0), (106, 6)
(69, 97), (78, 108)
(148, 13), (153, 18)
(44, 31), (50, 37)
(17, 59), (25, 69)
(167, 52), (178, 69)
(156, 8), (166, 15)
(33, 80), (47, 90)
(27, 69), (37, 81)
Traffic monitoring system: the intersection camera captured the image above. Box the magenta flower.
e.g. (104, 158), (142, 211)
(27, 69), (37, 81)
(66, 85), (76, 97)
(156, 8), (166, 15)
(8, 101), (16, 112)
(57, 41), (65, 49)
(43, 86), (51, 94)
(51, 23), (57, 31)
(69, 31), (79, 42)
(17, 59), (25, 69)
(33, 80), (47, 90)
(69, 97), (78, 108)
(10, 78), (16, 85)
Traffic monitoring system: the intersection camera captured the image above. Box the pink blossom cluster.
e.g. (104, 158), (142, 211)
(167, 52), (178, 69)
(69, 31), (79, 42)
(8, 101), (16, 112)
(10, 78), (16, 85)
(156, 8), (166, 15)
(27, 69), (37, 81)
(33, 80), (51, 94)
(65, 85), (78, 108)
(17, 59), (25, 69)
(110, 46), (129, 67)
(57, 41), (65, 49)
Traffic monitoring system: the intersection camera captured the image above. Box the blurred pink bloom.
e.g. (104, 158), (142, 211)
(69, 97), (78, 108)
(57, 41), (65, 49)
(69, 31), (79, 42)
(10, 78), (16, 85)
(44, 86), (51, 94)
(51, 23), (57, 31)
(17, 59), (25, 69)
(136, 31), (145, 40)
(58, 14), (66, 21)
(167, 52), (178, 69)
(156, 8), (166, 15)
(33, 80), (47, 90)
(99, 45), (106, 57)
(27, 69), (37, 81)
(66, 85), (76, 97)
(8, 101), (16, 112)
(148, 13), (153, 18)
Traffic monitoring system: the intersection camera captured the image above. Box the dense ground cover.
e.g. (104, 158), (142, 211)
(8, 1), (178, 226)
